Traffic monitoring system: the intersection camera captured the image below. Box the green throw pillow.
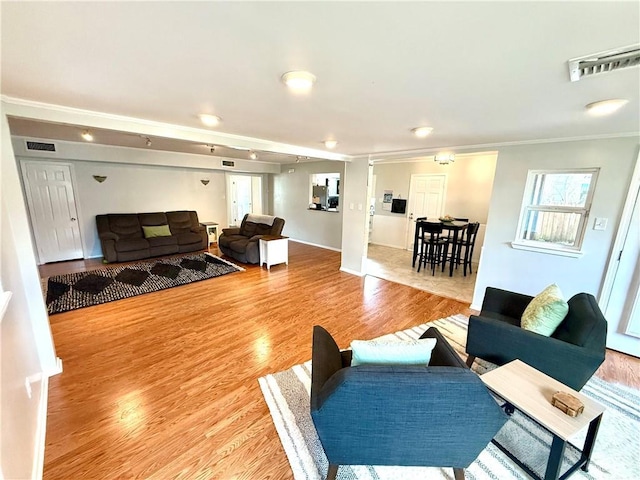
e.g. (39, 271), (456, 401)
(521, 284), (569, 336)
(142, 224), (172, 238)
(350, 337), (437, 366)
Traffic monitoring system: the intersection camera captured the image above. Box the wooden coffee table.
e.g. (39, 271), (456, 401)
(480, 359), (605, 480)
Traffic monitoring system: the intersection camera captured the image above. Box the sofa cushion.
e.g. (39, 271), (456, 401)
(521, 284), (569, 336)
(142, 225), (172, 238)
(255, 223), (273, 235)
(108, 214), (143, 239)
(230, 238), (251, 254)
(139, 212), (168, 226)
(240, 221), (258, 237)
(219, 234), (245, 249)
(166, 211), (197, 234)
(115, 238), (149, 253)
(147, 235), (178, 247)
(350, 337), (437, 366)
(174, 232), (202, 246)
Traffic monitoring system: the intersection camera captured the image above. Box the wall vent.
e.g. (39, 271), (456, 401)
(25, 141), (56, 152)
(568, 44), (640, 82)
(221, 160), (235, 167)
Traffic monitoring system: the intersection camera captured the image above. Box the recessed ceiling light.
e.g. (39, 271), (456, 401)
(411, 126), (433, 138)
(249, 151), (258, 160)
(324, 140), (338, 149)
(585, 99), (628, 116)
(81, 130), (93, 141)
(281, 71), (316, 93)
(198, 114), (222, 127)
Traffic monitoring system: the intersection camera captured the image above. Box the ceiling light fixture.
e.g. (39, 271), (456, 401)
(209, 145), (215, 154)
(585, 99), (628, 116)
(249, 151), (258, 160)
(434, 153), (455, 165)
(324, 140), (338, 149)
(281, 71), (316, 93)
(145, 137), (152, 147)
(198, 114), (222, 127)
(411, 126), (433, 138)
(81, 130), (93, 141)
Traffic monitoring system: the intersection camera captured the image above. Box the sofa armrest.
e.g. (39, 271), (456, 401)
(222, 227), (241, 236)
(481, 287), (533, 319)
(98, 232), (119, 241)
(311, 326), (344, 409)
(420, 326), (467, 368)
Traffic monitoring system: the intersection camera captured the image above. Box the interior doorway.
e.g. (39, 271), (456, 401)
(227, 174), (263, 226)
(601, 153), (640, 357)
(405, 174), (446, 250)
(20, 160), (84, 264)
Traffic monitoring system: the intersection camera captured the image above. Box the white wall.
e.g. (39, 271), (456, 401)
(1, 112), (58, 479)
(341, 158), (370, 274)
(272, 161), (345, 250)
(15, 153), (231, 260)
(473, 137), (640, 309)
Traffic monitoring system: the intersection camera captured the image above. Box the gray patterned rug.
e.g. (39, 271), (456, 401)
(45, 252), (243, 314)
(259, 314), (640, 480)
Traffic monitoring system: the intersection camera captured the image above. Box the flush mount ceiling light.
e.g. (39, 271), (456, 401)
(198, 114), (222, 127)
(81, 130), (93, 141)
(281, 71), (316, 93)
(249, 151), (258, 160)
(434, 153), (455, 165)
(324, 139), (338, 149)
(145, 137), (152, 147)
(411, 126), (433, 138)
(585, 99), (629, 116)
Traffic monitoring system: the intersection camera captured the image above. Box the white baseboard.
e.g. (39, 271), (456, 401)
(289, 238), (341, 252)
(470, 303), (481, 312)
(340, 266), (365, 277)
(368, 241), (406, 249)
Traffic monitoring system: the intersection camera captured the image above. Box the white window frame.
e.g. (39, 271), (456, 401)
(511, 168), (599, 257)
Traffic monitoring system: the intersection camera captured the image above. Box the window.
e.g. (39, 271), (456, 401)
(513, 168), (599, 256)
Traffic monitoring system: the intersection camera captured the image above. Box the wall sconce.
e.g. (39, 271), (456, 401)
(200, 179), (210, 186)
(93, 175), (107, 183)
(434, 154), (455, 165)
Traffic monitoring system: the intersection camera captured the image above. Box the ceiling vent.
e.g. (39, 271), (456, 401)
(221, 160), (235, 168)
(25, 140), (56, 152)
(568, 44), (640, 82)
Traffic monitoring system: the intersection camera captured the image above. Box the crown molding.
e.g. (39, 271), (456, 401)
(1, 96), (352, 162)
(356, 132), (640, 162)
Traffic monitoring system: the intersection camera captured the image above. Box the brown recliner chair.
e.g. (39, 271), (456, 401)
(218, 214), (285, 264)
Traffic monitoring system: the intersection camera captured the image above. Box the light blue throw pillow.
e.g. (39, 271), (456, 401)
(350, 337), (437, 366)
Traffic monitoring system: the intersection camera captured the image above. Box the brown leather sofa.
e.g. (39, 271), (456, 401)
(96, 211), (207, 263)
(218, 214), (285, 264)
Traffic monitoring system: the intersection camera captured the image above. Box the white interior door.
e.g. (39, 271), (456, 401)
(21, 161), (83, 263)
(604, 184), (640, 356)
(228, 175), (262, 226)
(405, 174), (446, 250)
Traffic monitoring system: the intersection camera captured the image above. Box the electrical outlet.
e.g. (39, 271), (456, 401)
(593, 218), (608, 231)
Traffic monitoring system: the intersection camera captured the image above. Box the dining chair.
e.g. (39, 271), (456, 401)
(411, 217), (427, 267)
(455, 222), (480, 276)
(417, 221), (448, 275)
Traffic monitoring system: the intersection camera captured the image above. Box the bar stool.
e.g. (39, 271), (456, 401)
(455, 222), (480, 276)
(417, 221), (448, 275)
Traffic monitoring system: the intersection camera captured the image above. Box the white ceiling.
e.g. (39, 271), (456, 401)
(2, 1), (639, 161)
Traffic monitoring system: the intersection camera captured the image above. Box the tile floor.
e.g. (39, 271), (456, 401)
(365, 244), (477, 304)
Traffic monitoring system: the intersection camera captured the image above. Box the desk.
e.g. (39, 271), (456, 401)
(201, 222), (219, 245)
(412, 219), (468, 276)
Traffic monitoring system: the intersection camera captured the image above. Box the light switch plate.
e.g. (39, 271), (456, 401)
(593, 218), (608, 231)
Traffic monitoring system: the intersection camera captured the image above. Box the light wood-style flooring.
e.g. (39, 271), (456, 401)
(40, 242), (639, 479)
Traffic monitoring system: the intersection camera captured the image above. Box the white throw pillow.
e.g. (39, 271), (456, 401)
(350, 337), (437, 366)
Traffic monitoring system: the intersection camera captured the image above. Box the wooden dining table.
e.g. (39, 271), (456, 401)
(412, 218), (469, 276)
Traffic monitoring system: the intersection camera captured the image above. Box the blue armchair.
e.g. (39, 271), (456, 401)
(465, 287), (607, 391)
(311, 326), (507, 480)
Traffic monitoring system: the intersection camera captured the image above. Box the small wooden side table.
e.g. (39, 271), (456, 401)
(480, 359), (605, 480)
(259, 235), (289, 270)
(201, 222), (219, 245)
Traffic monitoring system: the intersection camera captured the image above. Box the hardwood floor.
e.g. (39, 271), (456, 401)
(41, 242), (639, 479)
